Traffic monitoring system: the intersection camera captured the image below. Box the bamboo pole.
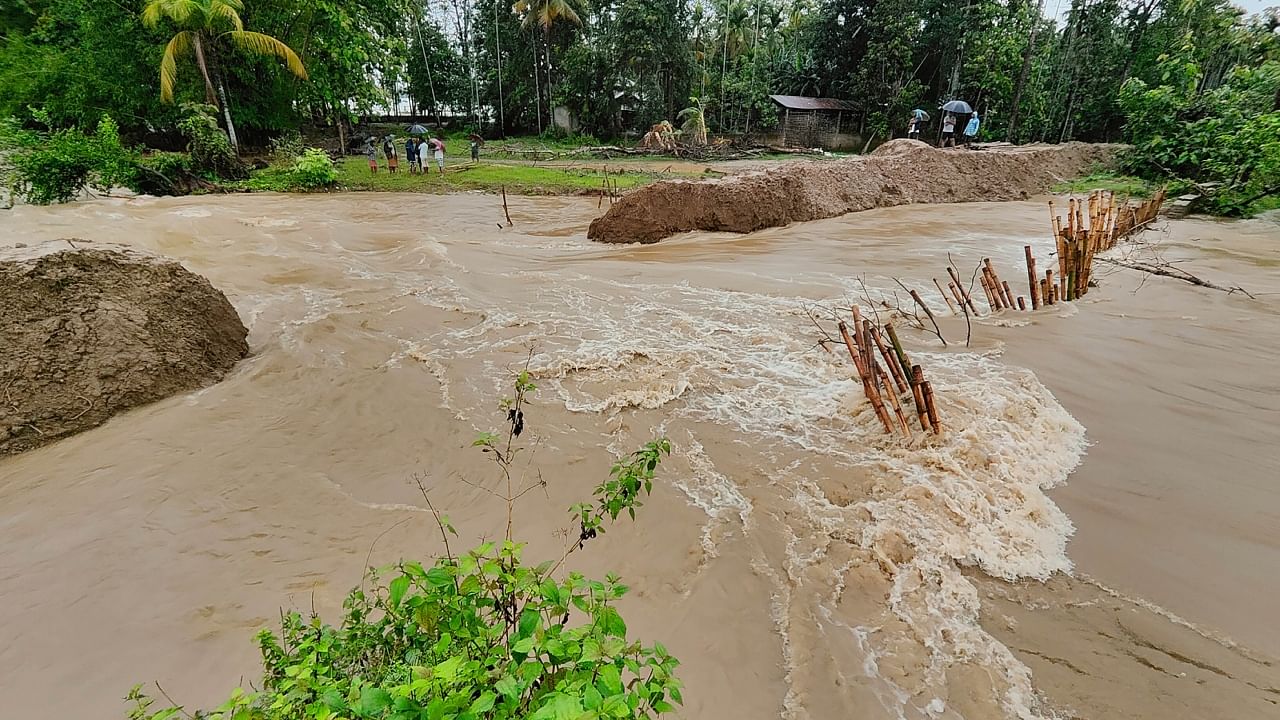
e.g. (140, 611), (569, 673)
(885, 323), (912, 381)
(921, 380), (941, 434)
(910, 365), (931, 434)
(869, 323), (908, 395)
(979, 272), (999, 312)
(877, 364), (912, 437)
(1017, 296), (1027, 310)
(838, 321), (893, 433)
(1024, 245), (1041, 310)
(947, 282), (967, 314)
(934, 278), (958, 315)
(1001, 280), (1016, 309)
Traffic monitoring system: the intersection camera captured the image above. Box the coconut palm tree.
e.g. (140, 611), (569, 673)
(513, 0), (585, 130)
(141, 0), (307, 152)
(679, 101), (708, 145)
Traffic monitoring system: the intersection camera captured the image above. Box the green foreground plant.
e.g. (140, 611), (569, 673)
(127, 367), (680, 720)
(1, 112), (137, 205)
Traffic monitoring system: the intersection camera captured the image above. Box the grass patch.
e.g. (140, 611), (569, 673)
(1054, 172), (1155, 197)
(237, 157), (688, 195)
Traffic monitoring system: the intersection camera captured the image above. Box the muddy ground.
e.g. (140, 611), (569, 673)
(587, 141), (1120, 244)
(0, 241), (248, 454)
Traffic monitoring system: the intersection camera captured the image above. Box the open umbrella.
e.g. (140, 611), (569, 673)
(912, 108), (930, 121)
(406, 124), (429, 135)
(940, 100), (973, 115)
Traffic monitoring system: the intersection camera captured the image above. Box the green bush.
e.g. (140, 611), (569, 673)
(127, 372), (683, 720)
(178, 103), (247, 180)
(291, 148), (338, 189)
(269, 131), (305, 167)
(1, 113), (139, 204)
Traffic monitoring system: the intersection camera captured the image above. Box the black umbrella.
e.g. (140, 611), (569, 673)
(406, 124), (429, 135)
(940, 100), (973, 114)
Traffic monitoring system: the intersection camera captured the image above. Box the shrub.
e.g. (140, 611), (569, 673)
(291, 148), (338, 189)
(269, 131), (305, 167)
(177, 103), (247, 180)
(1, 113), (139, 204)
(126, 371), (683, 720)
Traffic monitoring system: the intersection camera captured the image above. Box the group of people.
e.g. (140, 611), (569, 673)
(906, 111), (980, 147)
(365, 135), (446, 174)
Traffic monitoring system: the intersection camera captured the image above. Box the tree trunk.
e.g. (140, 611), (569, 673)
(494, 0), (506, 136)
(532, 34), (542, 134)
(719, 0), (730, 132)
(215, 76), (240, 153)
(192, 34), (218, 104)
(1006, 0), (1044, 142)
(414, 15), (443, 128)
(544, 27), (554, 131)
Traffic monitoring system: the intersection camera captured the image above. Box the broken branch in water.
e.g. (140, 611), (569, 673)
(892, 277), (947, 347)
(1095, 257), (1256, 298)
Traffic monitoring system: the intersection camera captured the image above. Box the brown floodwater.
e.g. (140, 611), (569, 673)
(1, 193), (1277, 719)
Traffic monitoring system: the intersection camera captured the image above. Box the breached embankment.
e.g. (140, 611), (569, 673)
(587, 140), (1120, 244)
(0, 241), (249, 454)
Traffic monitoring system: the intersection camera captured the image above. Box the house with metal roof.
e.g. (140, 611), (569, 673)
(769, 95), (856, 149)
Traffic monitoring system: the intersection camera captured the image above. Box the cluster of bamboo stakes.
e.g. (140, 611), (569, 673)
(928, 189), (1168, 318)
(836, 307), (942, 438)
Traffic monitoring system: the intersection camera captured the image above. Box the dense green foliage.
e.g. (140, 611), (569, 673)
(125, 374), (682, 720)
(1, 113), (138, 204)
(4, 0), (1279, 210)
(291, 148), (340, 188)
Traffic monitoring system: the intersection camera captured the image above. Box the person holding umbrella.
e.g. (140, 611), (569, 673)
(468, 132), (484, 162)
(406, 124), (428, 174)
(938, 100), (972, 147)
(908, 109), (929, 140)
(405, 135), (419, 173)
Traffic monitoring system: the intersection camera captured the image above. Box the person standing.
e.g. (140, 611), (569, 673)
(941, 114), (957, 147)
(383, 135), (398, 173)
(963, 112), (981, 146)
(431, 135), (446, 173)
(908, 114), (921, 140)
(405, 136), (419, 174)
(417, 138), (432, 174)
(364, 140), (379, 174)
(468, 133), (483, 162)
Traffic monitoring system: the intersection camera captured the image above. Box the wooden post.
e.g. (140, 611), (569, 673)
(1025, 245), (1041, 310)
(979, 272), (999, 312)
(870, 324), (909, 395)
(1017, 296), (1027, 310)
(947, 282), (967, 314)
(885, 323), (913, 381)
(501, 186), (513, 226)
(1001, 281), (1016, 309)
(1045, 268), (1055, 305)
(934, 278), (958, 315)
(877, 364), (912, 437)
(921, 380), (941, 434)
(838, 321), (893, 433)
(910, 365), (931, 434)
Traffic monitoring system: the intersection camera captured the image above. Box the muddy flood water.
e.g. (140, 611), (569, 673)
(2, 192), (1278, 719)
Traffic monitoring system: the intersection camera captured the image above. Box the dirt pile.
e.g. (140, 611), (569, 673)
(587, 141), (1121, 243)
(0, 241), (248, 455)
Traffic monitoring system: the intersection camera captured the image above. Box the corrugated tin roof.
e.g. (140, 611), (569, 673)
(769, 95), (855, 111)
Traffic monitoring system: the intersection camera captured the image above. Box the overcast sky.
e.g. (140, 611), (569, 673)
(1048, 0), (1275, 21)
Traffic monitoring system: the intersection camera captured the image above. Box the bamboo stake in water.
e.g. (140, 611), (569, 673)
(1024, 245), (1041, 310)
(885, 323), (912, 380)
(947, 282), (967, 315)
(910, 365), (932, 434)
(876, 363), (912, 437)
(922, 380), (941, 434)
(838, 321), (893, 433)
(869, 323), (908, 395)
(934, 278), (958, 315)
(947, 265), (979, 315)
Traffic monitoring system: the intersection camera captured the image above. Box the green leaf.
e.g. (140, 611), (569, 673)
(433, 656), (465, 685)
(494, 675), (519, 699)
(511, 636), (535, 654)
(599, 607), (627, 638)
(426, 567), (454, 589)
(389, 576), (410, 607)
(596, 664), (624, 696)
(357, 687), (392, 717)
(469, 692), (496, 714)
(583, 685), (603, 710)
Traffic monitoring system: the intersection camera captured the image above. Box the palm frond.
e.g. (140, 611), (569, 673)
(159, 31), (194, 103)
(224, 31), (308, 80)
(209, 0), (244, 31)
(142, 0), (205, 29)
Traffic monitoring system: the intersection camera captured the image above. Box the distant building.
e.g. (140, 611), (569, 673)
(769, 95), (856, 149)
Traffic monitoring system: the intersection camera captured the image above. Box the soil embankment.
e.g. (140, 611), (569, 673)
(587, 140), (1120, 243)
(0, 241), (248, 454)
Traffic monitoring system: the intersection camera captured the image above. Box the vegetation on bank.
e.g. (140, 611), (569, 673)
(127, 372), (683, 720)
(239, 157), (692, 195)
(1052, 172), (1155, 198)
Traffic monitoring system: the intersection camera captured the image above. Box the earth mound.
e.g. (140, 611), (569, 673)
(0, 241), (248, 455)
(587, 142), (1121, 244)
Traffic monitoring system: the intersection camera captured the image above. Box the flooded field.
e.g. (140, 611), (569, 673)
(1, 193), (1277, 719)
